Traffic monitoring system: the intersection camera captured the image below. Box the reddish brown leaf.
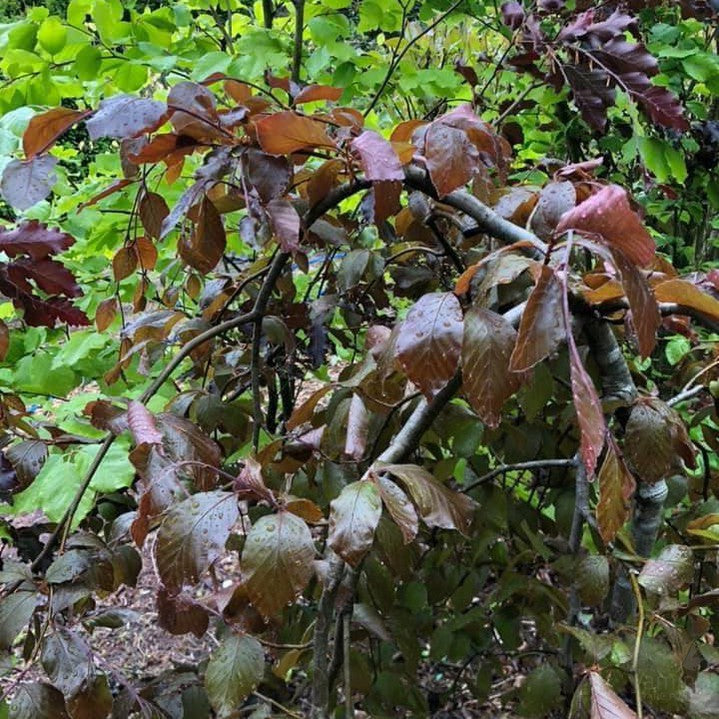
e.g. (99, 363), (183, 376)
(379, 463), (476, 535)
(462, 306), (525, 428)
(234, 457), (275, 505)
(134, 236), (158, 270)
(1, 155), (58, 210)
(154, 490), (239, 591)
(509, 265), (565, 372)
(556, 185), (655, 267)
(86, 94), (169, 140)
(23, 107), (90, 158)
(612, 250), (660, 358)
(179, 196), (226, 273)
(376, 476), (418, 544)
(286, 384), (333, 430)
(596, 437), (635, 544)
(328, 479), (382, 567)
(139, 191), (170, 240)
(95, 297), (117, 332)
(307, 159), (344, 207)
(127, 401), (164, 447)
(351, 130), (404, 182)
(391, 119), (426, 142)
(423, 122), (479, 197)
(266, 198), (300, 252)
(568, 332), (605, 477)
(255, 111), (335, 155)
(284, 497), (324, 523)
(128, 133), (200, 164)
(653, 278), (719, 323)
(395, 292), (463, 399)
(494, 187), (538, 227)
(77, 178), (135, 210)
(112, 245), (137, 281)
(241, 511), (315, 618)
(156, 587), (209, 637)
(293, 84), (343, 104)
(588, 671), (638, 719)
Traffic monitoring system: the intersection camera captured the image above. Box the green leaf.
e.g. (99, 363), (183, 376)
(73, 44), (102, 81)
(205, 633), (264, 718)
(518, 665), (562, 717)
(665, 335), (691, 365)
(0, 591), (36, 650)
(638, 136), (670, 183)
(637, 638), (688, 713)
(37, 17), (67, 55)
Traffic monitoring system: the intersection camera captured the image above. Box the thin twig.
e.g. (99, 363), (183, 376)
(461, 458), (577, 493)
(630, 572), (644, 719)
(667, 383), (705, 407)
(254, 690), (303, 719)
(364, 0), (465, 116)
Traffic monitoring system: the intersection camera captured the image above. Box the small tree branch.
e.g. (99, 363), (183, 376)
(262, 0), (274, 28)
(376, 372), (462, 464)
(311, 558), (346, 719)
(291, 0), (305, 84)
(404, 166), (548, 255)
(461, 458), (578, 494)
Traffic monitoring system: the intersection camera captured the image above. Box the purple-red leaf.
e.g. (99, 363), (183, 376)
(86, 94), (168, 141)
(556, 185), (655, 267)
(395, 292), (463, 399)
(462, 307), (525, 428)
(1, 155), (58, 210)
(7, 258), (81, 297)
(266, 198), (301, 252)
(0, 221), (73, 259)
(351, 130), (404, 182)
(127, 401), (164, 447)
(509, 265), (565, 372)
